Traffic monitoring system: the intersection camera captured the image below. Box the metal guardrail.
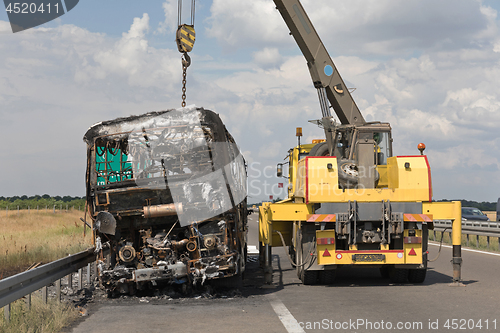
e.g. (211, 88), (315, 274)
(0, 247), (95, 310)
(433, 220), (500, 237)
(433, 220), (500, 250)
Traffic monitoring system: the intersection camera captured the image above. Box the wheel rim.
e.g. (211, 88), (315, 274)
(341, 162), (358, 177)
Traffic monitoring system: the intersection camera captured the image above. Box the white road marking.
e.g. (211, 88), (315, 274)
(269, 296), (306, 333)
(429, 242), (500, 257)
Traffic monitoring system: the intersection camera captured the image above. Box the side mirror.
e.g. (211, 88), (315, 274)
(277, 163), (283, 178)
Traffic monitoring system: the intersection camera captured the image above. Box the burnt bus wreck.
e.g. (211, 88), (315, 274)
(83, 107), (248, 295)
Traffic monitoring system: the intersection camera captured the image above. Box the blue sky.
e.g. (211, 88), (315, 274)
(1, 0), (500, 203)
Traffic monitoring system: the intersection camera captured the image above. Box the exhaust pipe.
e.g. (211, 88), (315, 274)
(143, 203), (183, 218)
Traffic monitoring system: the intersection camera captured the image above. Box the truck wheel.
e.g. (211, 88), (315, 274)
(338, 159), (359, 184)
(301, 269), (318, 285)
(408, 269), (427, 283)
(389, 268), (409, 283)
(379, 266), (390, 279)
(338, 159), (380, 187)
(319, 270), (336, 285)
(309, 142), (329, 156)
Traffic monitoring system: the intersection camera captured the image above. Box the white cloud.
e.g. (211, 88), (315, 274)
(157, 0), (177, 34)
(258, 141), (282, 159)
(92, 14), (151, 79)
(253, 48), (283, 69)
(206, 0), (289, 49)
(207, 0), (494, 56)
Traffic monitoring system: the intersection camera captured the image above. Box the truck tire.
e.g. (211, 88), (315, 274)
(379, 266), (390, 279)
(309, 142), (329, 156)
(389, 268), (409, 283)
(319, 270), (336, 285)
(338, 159), (359, 185)
(408, 269), (427, 283)
(301, 269), (318, 285)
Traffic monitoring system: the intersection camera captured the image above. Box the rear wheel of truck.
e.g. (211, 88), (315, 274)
(379, 266), (390, 279)
(408, 269), (427, 283)
(301, 269), (318, 285)
(319, 269), (336, 285)
(389, 268), (409, 283)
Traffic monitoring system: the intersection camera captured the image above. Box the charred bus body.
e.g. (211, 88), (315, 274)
(83, 107), (248, 294)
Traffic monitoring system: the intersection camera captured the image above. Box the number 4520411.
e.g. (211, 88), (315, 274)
(5, 3), (60, 14)
(443, 319), (496, 330)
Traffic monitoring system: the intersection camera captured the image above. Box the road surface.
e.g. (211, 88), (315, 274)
(67, 212), (500, 333)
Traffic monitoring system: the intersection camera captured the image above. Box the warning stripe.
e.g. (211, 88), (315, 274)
(306, 214), (336, 222)
(177, 25), (196, 52)
(403, 214), (432, 222)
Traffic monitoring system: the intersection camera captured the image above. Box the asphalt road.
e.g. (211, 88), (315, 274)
(68, 212), (500, 333)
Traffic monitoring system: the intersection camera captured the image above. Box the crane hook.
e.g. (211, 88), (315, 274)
(182, 52), (191, 68)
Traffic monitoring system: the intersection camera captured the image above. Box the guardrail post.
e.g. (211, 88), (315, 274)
(42, 286), (48, 304)
(78, 268), (82, 290)
(4, 303), (10, 323)
(26, 293), (31, 310)
(56, 279), (61, 302)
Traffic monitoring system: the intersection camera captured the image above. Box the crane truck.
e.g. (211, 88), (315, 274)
(259, 0), (463, 285)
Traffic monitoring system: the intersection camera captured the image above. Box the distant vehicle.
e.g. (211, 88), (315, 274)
(461, 207), (489, 222)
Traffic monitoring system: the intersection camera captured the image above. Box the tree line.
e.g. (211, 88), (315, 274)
(436, 199), (498, 211)
(0, 195), (85, 210)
